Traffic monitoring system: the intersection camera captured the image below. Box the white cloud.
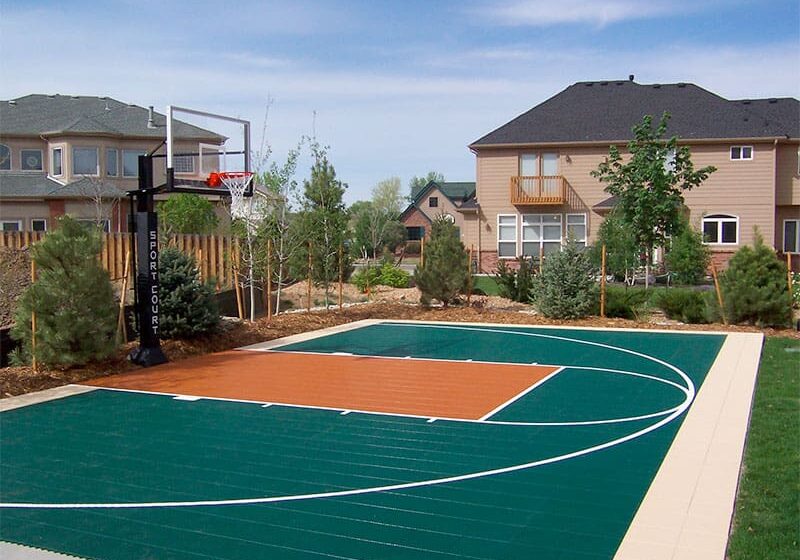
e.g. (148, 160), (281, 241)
(474, 0), (684, 27)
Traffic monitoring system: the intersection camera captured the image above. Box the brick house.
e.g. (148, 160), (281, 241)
(400, 181), (477, 243)
(461, 78), (799, 272)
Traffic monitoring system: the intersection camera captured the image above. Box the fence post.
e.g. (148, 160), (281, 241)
(30, 260), (38, 373)
(600, 244), (607, 318)
(710, 261), (726, 325)
(467, 245), (473, 304)
(117, 250), (131, 344)
(338, 244), (343, 311)
(307, 241), (312, 312)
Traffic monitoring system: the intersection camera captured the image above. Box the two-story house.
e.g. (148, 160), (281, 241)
(0, 94), (222, 232)
(464, 78), (799, 272)
(400, 181), (477, 243)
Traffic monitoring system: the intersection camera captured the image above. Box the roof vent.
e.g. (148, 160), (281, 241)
(628, 74), (635, 81)
(653, 84), (661, 89)
(585, 82), (594, 87)
(677, 83), (686, 88)
(768, 98), (778, 104)
(742, 100), (751, 105)
(47, 94), (56, 98)
(600, 81), (609, 86)
(71, 95), (79, 99)
(8, 100), (16, 105)
(615, 81), (624, 86)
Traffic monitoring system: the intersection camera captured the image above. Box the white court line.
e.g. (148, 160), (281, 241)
(1, 326), (699, 510)
(478, 367), (564, 421)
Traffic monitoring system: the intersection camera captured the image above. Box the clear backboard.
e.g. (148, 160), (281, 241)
(164, 105), (252, 198)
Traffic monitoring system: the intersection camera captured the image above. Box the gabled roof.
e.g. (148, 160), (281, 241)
(0, 173), (127, 199)
(0, 94), (221, 140)
(470, 80), (800, 147)
(410, 180), (476, 204)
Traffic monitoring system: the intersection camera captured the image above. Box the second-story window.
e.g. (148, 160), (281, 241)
(173, 155), (194, 174)
(519, 152), (558, 176)
(73, 147), (99, 175)
(106, 149), (118, 176)
(21, 149), (43, 171)
(730, 146), (753, 160)
(0, 144), (10, 170)
(123, 150), (146, 177)
(52, 147), (63, 176)
(429, 196), (438, 208)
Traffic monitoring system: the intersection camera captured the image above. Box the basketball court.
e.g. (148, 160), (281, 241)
(0, 320), (762, 559)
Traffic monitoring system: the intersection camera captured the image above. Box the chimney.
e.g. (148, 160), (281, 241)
(147, 106), (156, 129)
(628, 74), (635, 82)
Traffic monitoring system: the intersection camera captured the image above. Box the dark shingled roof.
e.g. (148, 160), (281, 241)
(410, 181), (476, 203)
(470, 80), (800, 147)
(0, 94), (221, 140)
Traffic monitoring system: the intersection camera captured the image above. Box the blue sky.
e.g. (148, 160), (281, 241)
(1, 0), (798, 203)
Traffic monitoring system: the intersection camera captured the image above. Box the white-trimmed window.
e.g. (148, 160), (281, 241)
(566, 214), (587, 246)
(106, 148), (118, 176)
(784, 219), (800, 254)
(1, 220), (22, 231)
(173, 155), (194, 174)
(21, 149), (43, 171)
(73, 147), (99, 175)
(0, 144), (10, 170)
(522, 214), (562, 256)
(730, 146), (753, 160)
(51, 147), (63, 176)
(122, 150), (146, 177)
(31, 218), (47, 232)
(497, 214), (517, 258)
(703, 214), (739, 245)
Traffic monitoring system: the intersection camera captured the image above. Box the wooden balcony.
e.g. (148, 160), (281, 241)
(510, 176), (566, 205)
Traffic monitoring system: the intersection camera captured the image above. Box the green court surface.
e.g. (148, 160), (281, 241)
(0, 321), (726, 559)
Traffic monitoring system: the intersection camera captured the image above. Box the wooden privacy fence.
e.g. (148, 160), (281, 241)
(1, 232), (235, 289)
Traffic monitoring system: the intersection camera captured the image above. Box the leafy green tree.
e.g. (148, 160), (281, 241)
(664, 217), (710, 285)
(591, 113), (716, 287)
(350, 177), (405, 259)
(11, 216), (117, 366)
(409, 171), (445, 197)
(292, 141), (351, 306)
(533, 240), (597, 319)
(589, 209), (639, 283)
(159, 247), (220, 338)
(158, 193), (219, 236)
(718, 232), (791, 327)
(414, 216), (469, 307)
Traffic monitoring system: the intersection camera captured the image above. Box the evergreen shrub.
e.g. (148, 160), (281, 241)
(494, 257), (535, 303)
(352, 263), (409, 292)
(719, 234), (792, 327)
(534, 242), (597, 319)
(11, 216), (117, 366)
(653, 288), (709, 324)
(600, 286), (650, 319)
(159, 247), (220, 338)
(414, 217), (469, 307)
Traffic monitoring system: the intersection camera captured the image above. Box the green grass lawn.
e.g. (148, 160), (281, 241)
(471, 275), (501, 296)
(727, 336), (800, 559)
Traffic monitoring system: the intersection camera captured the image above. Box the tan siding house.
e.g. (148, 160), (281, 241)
(466, 79), (800, 272)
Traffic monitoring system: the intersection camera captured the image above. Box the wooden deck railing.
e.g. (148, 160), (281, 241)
(510, 176), (566, 205)
(1, 231), (235, 288)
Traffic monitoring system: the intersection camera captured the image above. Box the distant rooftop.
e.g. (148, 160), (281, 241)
(410, 181), (476, 202)
(470, 80), (800, 146)
(0, 94), (220, 140)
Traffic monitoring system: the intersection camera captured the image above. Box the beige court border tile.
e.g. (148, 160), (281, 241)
(614, 331), (763, 560)
(0, 384), (97, 412)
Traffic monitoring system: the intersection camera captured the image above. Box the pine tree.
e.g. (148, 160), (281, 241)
(719, 232), (791, 327)
(414, 217), (469, 307)
(159, 247), (220, 338)
(534, 241), (597, 319)
(11, 216), (117, 366)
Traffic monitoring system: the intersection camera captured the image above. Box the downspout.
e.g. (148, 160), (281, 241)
(773, 138), (778, 250)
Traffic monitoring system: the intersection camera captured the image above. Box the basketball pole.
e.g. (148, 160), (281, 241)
(127, 153), (167, 367)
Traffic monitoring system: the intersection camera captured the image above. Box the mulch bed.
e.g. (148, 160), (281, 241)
(2, 301), (797, 399)
(0, 247), (31, 329)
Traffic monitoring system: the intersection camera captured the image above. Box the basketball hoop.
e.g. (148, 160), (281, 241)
(207, 172), (254, 219)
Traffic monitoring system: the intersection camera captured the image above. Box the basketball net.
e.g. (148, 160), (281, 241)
(218, 172), (254, 220)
